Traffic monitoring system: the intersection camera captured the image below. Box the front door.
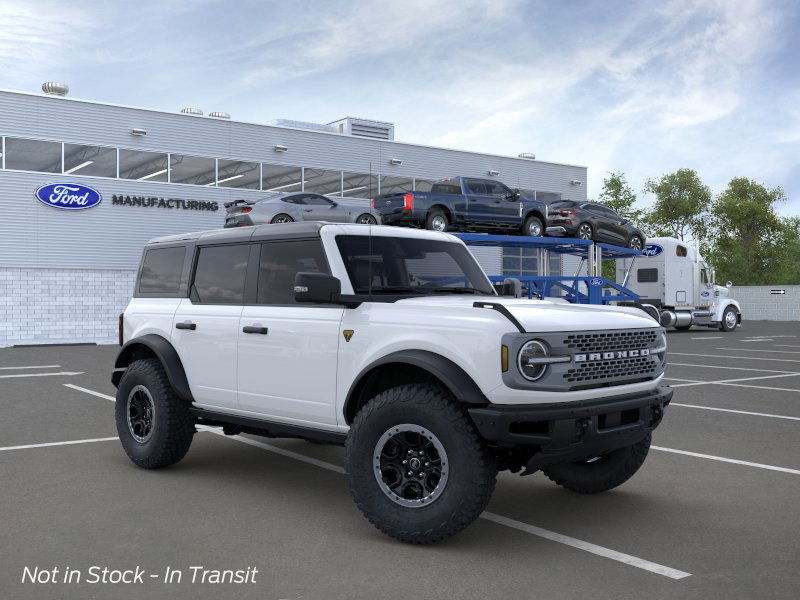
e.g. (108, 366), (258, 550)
(172, 243), (251, 411)
(237, 239), (344, 426)
(298, 194), (348, 222)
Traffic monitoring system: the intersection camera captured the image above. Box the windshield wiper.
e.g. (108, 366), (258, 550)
(430, 287), (482, 294)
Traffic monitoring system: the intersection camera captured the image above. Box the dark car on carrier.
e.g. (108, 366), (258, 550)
(372, 176), (548, 237)
(546, 200), (646, 249)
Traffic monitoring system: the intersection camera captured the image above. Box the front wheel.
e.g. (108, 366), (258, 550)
(542, 434), (651, 494)
(115, 359), (195, 469)
(719, 306), (738, 332)
(522, 215), (544, 237)
(345, 384), (497, 544)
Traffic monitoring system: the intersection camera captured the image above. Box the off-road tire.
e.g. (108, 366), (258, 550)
(345, 384), (497, 544)
(522, 215), (544, 237)
(542, 434), (651, 494)
(115, 358), (195, 469)
(424, 209), (448, 232)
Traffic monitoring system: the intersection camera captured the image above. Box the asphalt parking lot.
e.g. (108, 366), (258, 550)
(2, 321), (799, 600)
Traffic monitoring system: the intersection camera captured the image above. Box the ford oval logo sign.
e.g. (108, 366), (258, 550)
(642, 244), (663, 257)
(588, 277), (603, 287)
(701, 290), (710, 297)
(35, 183), (102, 210)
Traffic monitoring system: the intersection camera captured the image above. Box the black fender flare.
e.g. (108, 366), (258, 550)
(523, 209), (546, 225)
(112, 334), (193, 401)
(343, 350), (488, 423)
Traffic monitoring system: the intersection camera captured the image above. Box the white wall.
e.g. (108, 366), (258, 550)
(729, 286), (800, 321)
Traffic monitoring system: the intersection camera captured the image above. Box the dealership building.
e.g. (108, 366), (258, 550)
(0, 85), (587, 346)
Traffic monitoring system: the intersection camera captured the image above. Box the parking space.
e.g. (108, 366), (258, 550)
(2, 321), (800, 599)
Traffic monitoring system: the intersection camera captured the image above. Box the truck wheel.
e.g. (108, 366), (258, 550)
(425, 210), (448, 232)
(522, 215), (544, 237)
(719, 306), (738, 332)
(345, 383), (497, 544)
(115, 359), (195, 469)
(542, 434), (651, 494)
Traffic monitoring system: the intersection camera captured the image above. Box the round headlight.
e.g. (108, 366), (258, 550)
(518, 340), (549, 381)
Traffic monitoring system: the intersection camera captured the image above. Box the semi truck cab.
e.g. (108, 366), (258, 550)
(617, 236), (742, 332)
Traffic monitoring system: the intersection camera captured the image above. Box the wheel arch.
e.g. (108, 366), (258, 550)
(427, 204), (453, 222)
(343, 350), (488, 424)
(523, 209), (546, 224)
(715, 300), (742, 323)
(112, 334), (193, 401)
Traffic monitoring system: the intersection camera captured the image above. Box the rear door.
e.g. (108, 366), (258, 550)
(237, 239), (343, 426)
(172, 243), (251, 411)
(464, 178), (496, 225)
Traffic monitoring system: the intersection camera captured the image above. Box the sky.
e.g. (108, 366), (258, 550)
(1, 0), (799, 213)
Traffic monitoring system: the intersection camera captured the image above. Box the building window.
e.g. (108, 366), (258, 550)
(304, 167), (342, 196)
(342, 171), (378, 199)
(63, 144), (117, 178)
(217, 159), (260, 189)
(4, 137), (61, 173)
(170, 154), (216, 186)
(378, 175), (413, 195)
(119, 149), (169, 182)
(262, 164), (302, 193)
(414, 178), (435, 192)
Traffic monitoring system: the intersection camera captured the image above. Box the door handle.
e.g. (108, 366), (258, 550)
(175, 322), (196, 330)
(303, 209), (313, 212)
(242, 326), (269, 334)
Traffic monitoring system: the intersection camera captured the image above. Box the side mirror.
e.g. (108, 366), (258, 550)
(329, 201), (338, 208)
(294, 272), (342, 303)
(726, 281), (732, 289)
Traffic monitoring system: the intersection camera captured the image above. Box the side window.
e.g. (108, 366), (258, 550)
(637, 268), (659, 283)
(138, 246), (186, 295)
(465, 179), (488, 195)
(430, 183), (461, 194)
(192, 244), (250, 304)
(282, 196), (303, 205)
(257, 240), (330, 305)
(303, 194), (334, 206)
(701, 269), (709, 284)
(485, 181), (512, 197)
(676, 245), (688, 257)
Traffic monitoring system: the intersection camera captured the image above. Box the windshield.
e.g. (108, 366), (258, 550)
(335, 235), (495, 296)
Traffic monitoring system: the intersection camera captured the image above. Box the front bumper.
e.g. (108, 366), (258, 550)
(468, 385), (672, 471)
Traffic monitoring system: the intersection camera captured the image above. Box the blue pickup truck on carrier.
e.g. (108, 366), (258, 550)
(372, 176), (548, 236)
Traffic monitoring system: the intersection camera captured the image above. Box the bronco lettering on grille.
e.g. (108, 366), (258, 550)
(574, 348), (650, 362)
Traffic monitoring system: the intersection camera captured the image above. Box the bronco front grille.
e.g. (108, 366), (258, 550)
(563, 330), (659, 353)
(564, 356), (657, 384)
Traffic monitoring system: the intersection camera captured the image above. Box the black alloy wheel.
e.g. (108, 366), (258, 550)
(577, 223), (593, 240)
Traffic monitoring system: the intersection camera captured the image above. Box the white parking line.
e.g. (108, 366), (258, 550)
(775, 344), (800, 348)
(666, 373), (800, 388)
(690, 336), (723, 340)
(0, 371), (84, 379)
(201, 428), (691, 580)
(717, 347), (800, 354)
(668, 363), (798, 374)
(739, 339), (773, 342)
(652, 446), (800, 476)
(63, 383), (115, 401)
(670, 352), (800, 364)
(0, 437), (118, 452)
(0, 365), (61, 370)
(670, 403), (800, 421)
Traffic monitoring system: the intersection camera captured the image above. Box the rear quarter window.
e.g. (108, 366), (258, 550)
(138, 246), (186, 295)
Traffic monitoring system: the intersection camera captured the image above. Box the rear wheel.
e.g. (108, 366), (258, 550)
(542, 434), (651, 494)
(522, 215), (544, 237)
(115, 359), (195, 469)
(425, 209), (448, 232)
(271, 213), (293, 224)
(719, 306), (738, 332)
(576, 222), (593, 240)
(345, 383), (497, 544)
(356, 213), (377, 225)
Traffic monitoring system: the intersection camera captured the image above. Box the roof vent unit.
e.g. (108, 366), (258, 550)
(209, 111), (231, 119)
(328, 117), (394, 141)
(42, 82), (69, 97)
(180, 107), (203, 116)
(268, 119), (337, 134)
(518, 152), (536, 160)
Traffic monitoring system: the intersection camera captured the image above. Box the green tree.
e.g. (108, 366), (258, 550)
(642, 168), (711, 241)
(705, 177), (787, 285)
(598, 171), (643, 224)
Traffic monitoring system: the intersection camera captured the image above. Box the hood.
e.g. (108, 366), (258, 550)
(395, 295), (659, 332)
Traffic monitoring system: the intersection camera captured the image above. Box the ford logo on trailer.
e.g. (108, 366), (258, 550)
(588, 277), (603, 287)
(641, 244), (663, 257)
(35, 183), (102, 210)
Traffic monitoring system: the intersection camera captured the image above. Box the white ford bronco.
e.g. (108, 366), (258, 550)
(113, 222), (672, 544)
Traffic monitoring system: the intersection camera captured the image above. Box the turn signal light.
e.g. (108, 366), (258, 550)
(403, 193), (413, 211)
(501, 345), (509, 372)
